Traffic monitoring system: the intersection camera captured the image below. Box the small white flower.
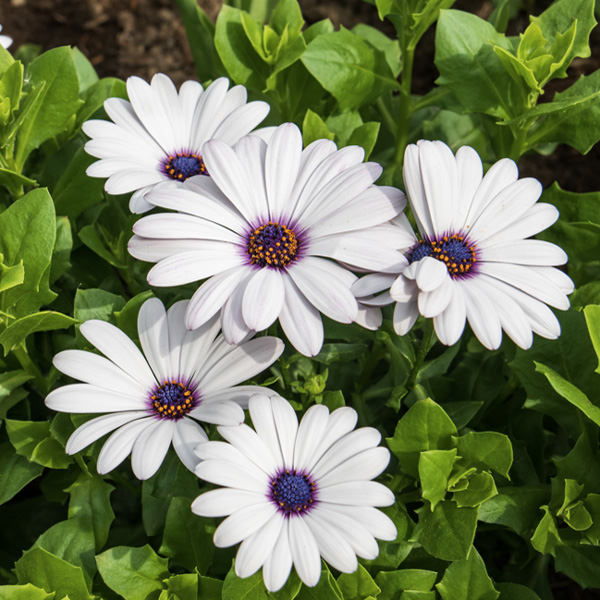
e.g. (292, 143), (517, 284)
(192, 394), (396, 592)
(388, 140), (573, 350)
(45, 298), (284, 480)
(0, 25), (12, 49)
(82, 74), (270, 213)
(129, 123), (407, 356)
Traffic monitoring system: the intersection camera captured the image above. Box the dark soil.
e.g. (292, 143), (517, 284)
(1, 0), (599, 193)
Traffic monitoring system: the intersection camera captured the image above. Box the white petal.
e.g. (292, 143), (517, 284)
(279, 274), (324, 357)
(202, 385), (281, 410)
(353, 273), (397, 298)
(263, 519), (293, 592)
(195, 457), (268, 493)
(213, 101), (270, 145)
(242, 268), (285, 331)
(318, 481), (395, 507)
(192, 488), (267, 517)
(481, 239), (567, 266)
(393, 299), (419, 336)
(288, 516), (322, 588)
(46, 384), (147, 413)
(131, 419), (175, 480)
(293, 404), (330, 472)
(220, 271), (254, 344)
(65, 412), (148, 455)
(288, 258), (358, 324)
(138, 298), (170, 383)
(130, 186), (155, 214)
(265, 123), (303, 219)
(418, 275), (453, 317)
(96, 418), (156, 474)
(53, 350), (147, 397)
(129, 236), (228, 263)
(304, 511), (358, 573)
(403, 143), (434, 238)
(197, 337), (284, 395)
(235, 513), (284, 578)
(232, 134), (269, 218)
(147, 245), (245, 287)
(333, 505), (398, 541)
(319, 447), (390, 488)
(433, 284), (467, 346)
(172, 417), (208, 472)
(249, 394), (285, 467)
(214, 502), (277, 547)
(463, 279), (503, 350)
(415, 256), (449, 292)
(453, 145), (483, 232)
(80, 320), (156, 388)
(189, 401), (244, 426)
(218, 422), (280, 474)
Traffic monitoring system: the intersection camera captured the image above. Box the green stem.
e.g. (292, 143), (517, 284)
(13, 345), (48, 395)
(406, 320), (435, 392)
(393, 43), (415, 165)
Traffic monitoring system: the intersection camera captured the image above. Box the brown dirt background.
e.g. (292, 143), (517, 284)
(1, 0), (600, 194)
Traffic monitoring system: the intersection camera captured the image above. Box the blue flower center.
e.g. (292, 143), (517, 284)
(270, 469), (316, 516)
(164, 152), (208, 181)
(150, 380), (198, 420)
(408, 234), (477, 278)
(247, 222), (300, 269)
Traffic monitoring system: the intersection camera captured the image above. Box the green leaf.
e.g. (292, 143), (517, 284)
(529, 0), (596, 80)
(215, 6), (271, 89)
(453, 472), (498, 508)
(478, 486), (549, 536)
(495, 583), (541, 600)
(346, 122), (380, 161)
(15, 47), (83, 167)
(455, 431), (513, 478)
(584, 304), (600, 373)
(0, 584), (54, 600)
(418, 448), (457, 509)
(435, 10), (526, 119)
(5, 419), (72, 469)
(296, 565), (343, 600)
(32, 518), (96, 580)
(435, 547), (499, 600)
(96, 545), (169, 600)
(270, 0), (304, 38)
(413, 501), (477, 561)
(554, 544), (600, 589)
(52, 145), (106, 220)
(535, 361), (600, 427)
(198, 575), (224, 600)
(301, 28), (400, 112)
(352, 23), (401, 77)
(222, 567), (271, 600)
(0, 60), (24, 122)
(313, 342), (367, 365)
(78, 224), (126, 268)
(527, 70), (600, 153)
(50, 216), (73, 284)
(115, 290), (155, 340)
(0, 441), (44, 505)
(0, 188), (56, 316)
(0, 259), (25, 293)
(15, 547), (93, 600)
(364, 504), (413, 569)
(337, 565), (380, 599)
(375, 569), (437, 597)
(71, 47), (99, 93)
(0, 311), (78, 354)
(66, 472), (115, 551)
(73, 288), (126, 325)
(302, 109), (334, 147)
(159, 496), (214, 574)
(387, 398), (457, 478)
(530, 506), (561, 555)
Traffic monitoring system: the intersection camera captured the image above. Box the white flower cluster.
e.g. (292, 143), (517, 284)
(46, 73), (574, 591)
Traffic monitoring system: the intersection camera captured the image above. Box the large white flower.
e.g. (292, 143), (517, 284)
(45, 298), (284, 480)
(192, 394), (397, 592)
(0, 25), (12, 49)
(387, 140), (573, 350)
(82, 74), (270, 213)
(129, 123), (407, 356)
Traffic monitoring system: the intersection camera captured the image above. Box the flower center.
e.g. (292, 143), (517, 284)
(269, 469), (317, 516)
(408, 234), (477, 278)
(150, 380), (198, 420)
(247, 222), (300, 269)
(163, 152), (208, 181)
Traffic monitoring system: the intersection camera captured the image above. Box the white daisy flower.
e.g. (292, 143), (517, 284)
(388, 140), (574, 350)
(129, 123), (407, 356)
(82, 74), (271, 213)
(0, 25), (12, 49)
(192, 394), (397, 592)
(45, 298), (284, 480)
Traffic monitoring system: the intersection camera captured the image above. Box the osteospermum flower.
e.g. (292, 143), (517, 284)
(388, 140), (573, 350)
(192, 394), (396, 592)
(82, 74), (270, 213)
(45, 298), (284, 479)
(129, 123), (407, 356)
(0, 25), (12, 49)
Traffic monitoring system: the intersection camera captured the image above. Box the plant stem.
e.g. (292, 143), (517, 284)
(394, 43), (415, 165)
(13, 345), (48, 395)
(406, 320), (435, 392)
